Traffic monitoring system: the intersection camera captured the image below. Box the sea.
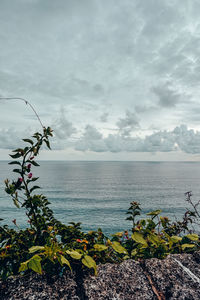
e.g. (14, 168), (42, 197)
(1, 161), (200, 236)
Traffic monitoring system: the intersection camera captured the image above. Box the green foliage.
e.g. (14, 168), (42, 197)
(0, 126), (200, 281)
(121, 201), (200, 260)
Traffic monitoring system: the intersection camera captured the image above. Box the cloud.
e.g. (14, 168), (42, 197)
(152, 82), (181, 108)
(75, 125), (106, 152)
(1, 0), (200, 160)
(173, 125), (200, 154)
(100, 112), (109, 122)
(1, 123), (200, 157)
(0, 128), (28, 149)
(74, 125), (200, 154)
(53, 109), (76, 140)
(135, 105), (157, 114)
(116, 111), (140, 136)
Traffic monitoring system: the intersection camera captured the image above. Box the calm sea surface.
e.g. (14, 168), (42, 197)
(1, 161), (200, 235)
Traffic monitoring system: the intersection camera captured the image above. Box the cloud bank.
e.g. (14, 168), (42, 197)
(75, 124), (200, 154)
(1, 123), (200, 156)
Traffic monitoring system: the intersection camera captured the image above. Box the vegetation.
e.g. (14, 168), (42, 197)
(0, 126), (199, 280)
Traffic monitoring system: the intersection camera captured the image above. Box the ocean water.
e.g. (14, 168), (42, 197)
(1, 161), (200, 235)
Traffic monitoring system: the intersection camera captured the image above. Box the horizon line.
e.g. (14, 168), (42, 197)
(0, 160), (200, 163)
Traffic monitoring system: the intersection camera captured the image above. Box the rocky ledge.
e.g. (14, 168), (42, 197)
(1, 252), (200, 300)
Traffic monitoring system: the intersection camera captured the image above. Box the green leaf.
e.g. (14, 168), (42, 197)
(131, 232), (148, 246)
(82, 255), (97, 275)
(147, 210), (162, 216)
(28, 255), (42, 274)
(148, 234), (160, 246)
(12, 148), (24, 153)
(126, 216), (133, 221)
(60, 255), (71, 270)
(8, 161), (21, 166)
(93, 244), (108, 251)
(181, 244), (196, 250)
(19, 261), (28, 272)
(13, 169), (22, 174)
(22, 139), (34, 145)
(29, 246), (45, 253)
(30, 186), (40, 193)
(111, 241), (128, 254)
(66, 250), (82, 259)
(44, 139), (51, 149)
(170, 236), (182, 243)
(185, 234), (199, 241)
(31, 177), (39, 182)
(9, 153), (22, 159)
(31, 161), (40, 167)
(131, 249), (137, 257)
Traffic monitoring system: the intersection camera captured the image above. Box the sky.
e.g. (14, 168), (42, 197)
(1, 0), (200, 160)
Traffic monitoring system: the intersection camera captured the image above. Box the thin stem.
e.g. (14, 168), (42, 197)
(21, 148), (38, 229)
(0, 97), (44, 128)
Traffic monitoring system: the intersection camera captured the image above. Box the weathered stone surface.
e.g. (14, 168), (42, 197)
(83, 259), (155, 300)
(144, 252), (200, 299)
(0, 272), (79, 300)
(1, 253), (200, 299)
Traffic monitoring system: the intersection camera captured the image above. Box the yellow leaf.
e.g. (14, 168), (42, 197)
(66, 250), (82, 260)
(111, 241), (128, 254)
(112, 232), (123, 237)
(28, 255), (42, 274)
(181, 244), (196, 251)
(93, 244), (108, 251)
(123, 255), (130, 260)
(13, 198), (20, 208)
(170, 236), (182, 243)
(19, 261), (28, 272)
(131, 249), (137, 257)
(60, 255), (71, 270)
(131, 232), (148, 247)
(185, 234), (199, 241)
(29, 246), (45, 253)
(82, 255), (97, 275)
(147, 210), (162, 216)
(148, 234), (160, 246)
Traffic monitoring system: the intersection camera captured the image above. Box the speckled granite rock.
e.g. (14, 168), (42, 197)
(0, 272), (79, 300)
(83, 259), (155, 300)
(1, 252), (200, 300)
(144, 253), (200, 300)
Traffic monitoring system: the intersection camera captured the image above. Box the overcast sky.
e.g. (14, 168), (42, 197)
(1, 0), (200, 160)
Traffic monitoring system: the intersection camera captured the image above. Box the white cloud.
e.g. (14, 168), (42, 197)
(74, 125), (200, 154)
(173, 125), (200, 154)
(1, 124), (200, 158)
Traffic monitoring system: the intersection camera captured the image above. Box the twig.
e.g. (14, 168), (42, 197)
(0, 97), (44, 129)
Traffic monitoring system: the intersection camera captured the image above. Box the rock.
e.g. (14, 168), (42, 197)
(0, 272), (79, 300)
(1, 253), (200, 299)
(83, 259), (155, 300)
(144, 252), (200, 299)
